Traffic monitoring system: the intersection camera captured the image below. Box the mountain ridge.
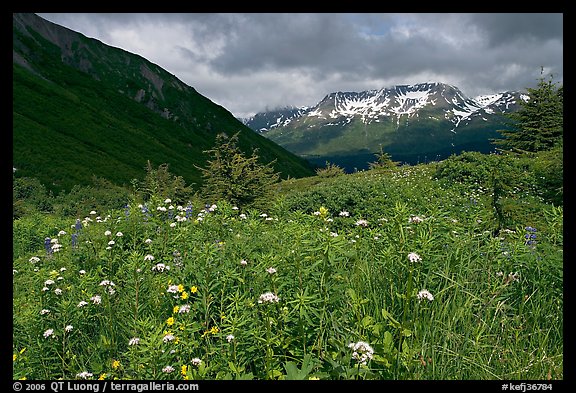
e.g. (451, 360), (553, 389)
(12, 13), (315, 194)
(243, 82), (525, 169)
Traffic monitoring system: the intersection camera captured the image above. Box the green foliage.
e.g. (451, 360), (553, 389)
(315, 162), (346, 178)
(530, 143), (563, 206)
(52, 176), (134, 218)
(13, 160), (563, 380)
(137, 161), (194, 204)
(493, 70), (563, 153)
(13, 176), (55, 219)
(368, 147), (400, 170)
(198, 132), (280, 210)
(433, 151), (546, 232)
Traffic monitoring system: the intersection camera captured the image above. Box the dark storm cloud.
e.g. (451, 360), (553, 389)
(36, 12), (563, 118)
(469, 13), (563, 46)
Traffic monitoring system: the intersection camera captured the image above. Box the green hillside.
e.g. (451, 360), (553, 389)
(12, 13), (314, 194)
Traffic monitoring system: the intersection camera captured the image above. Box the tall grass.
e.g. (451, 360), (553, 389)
(12, 165), (563, 380)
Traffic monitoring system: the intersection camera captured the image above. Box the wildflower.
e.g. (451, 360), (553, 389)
(266, 267), (277, 275)
(29, 256), (40, 264)
(163, 333), (176, 343)
(178, 304), (191, 314)
(166, 317), (175, 326)
(240, 259), (248, 266)
(409, 216), (424, 223)
(190, 286), (198, 294)
(77, 301), (88, 308)
(90, 295), (102, 305)
(167, 285), (180, 294)
(58, 230), (66, 236)
(76, 371), (93, 379)
(355, 219), (369, 227)
(181, 291), (189, 300)
(145, 239), (152, 244)
(43, 329), (54, 338)
(99, 374), (107, 380)
(507, 272), (520, 283)
(170, 222), (177, 228)
(40, 309), (50, 315)
(258, 291), (280, 304)
(44, 279), (55, 286)
(107, 240), (115, 246)
(348, 341), (374, 365)
(90, 210), (97, 215)
(408, 252), (422, 263)
(339, 211), (350, 217)
(54, 288), (63, 295)
(164, 198), (172, 204)
(79, 270), (86, 275)
(226, 334), (235, 343)
(44, 238), (52, 254)
(525, 226), (538, 246)
(75, 219), (83, 231)
(112, 360), (120, 369)
(144, 254), (155, 261)
(152, 263), (170, 272)
(65, 325), (73, 332)
(181, 365), (188, 377)
(104, 230), (112, 236)
(239, 213), (247, 220)
(128, 337), (140, 346)
(191, 358), (202, 366)
(417, 289), (434, 302)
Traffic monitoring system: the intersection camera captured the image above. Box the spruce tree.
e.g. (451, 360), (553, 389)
(493, 69), (563, 153)
(198, 132), (280, 209)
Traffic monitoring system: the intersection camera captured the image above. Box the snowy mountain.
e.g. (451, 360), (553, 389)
(243, 82), (526, 170)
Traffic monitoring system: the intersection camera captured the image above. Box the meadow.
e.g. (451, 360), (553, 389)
(12, 161), (563, 381)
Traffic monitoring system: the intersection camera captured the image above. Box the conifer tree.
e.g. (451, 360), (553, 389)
(198, 132), (280, 209)
(493, 69), (563, 153)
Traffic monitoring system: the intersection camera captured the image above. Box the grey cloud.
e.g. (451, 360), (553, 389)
(35, 12), (563, 117)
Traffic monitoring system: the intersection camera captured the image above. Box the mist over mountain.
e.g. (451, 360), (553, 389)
(243, 82), (525, 170)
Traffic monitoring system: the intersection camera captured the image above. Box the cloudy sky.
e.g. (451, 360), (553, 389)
(37, 13), (563, 119)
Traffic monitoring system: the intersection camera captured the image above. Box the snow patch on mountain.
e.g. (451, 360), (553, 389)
(244, 83), (524, 134)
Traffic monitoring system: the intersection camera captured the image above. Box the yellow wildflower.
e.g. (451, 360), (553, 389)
(173, 305), (180, 314)
(190, 286), (198, 294)
(181, 291), (189, 300)
(166, 317), (175, 326)
(181, 365), (188, 377)
(177, 284), (184, 293)
(112, 360), (120, 369)
(99, 373), (107, 380)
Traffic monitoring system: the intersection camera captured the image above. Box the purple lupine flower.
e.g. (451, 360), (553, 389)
(44, 237), (53, 255)
(75, 219), (83, 232)
(71, 233), (78, 248)
(525, 226), (537, 246)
